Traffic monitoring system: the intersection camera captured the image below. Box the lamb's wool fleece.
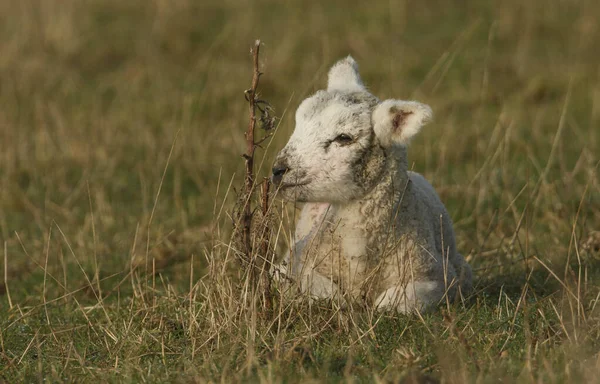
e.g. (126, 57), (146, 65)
(272, 56), (472, 313)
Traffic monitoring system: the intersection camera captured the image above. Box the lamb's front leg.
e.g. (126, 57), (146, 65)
(375, 280), (446, 313)
(273, 259), (341, 303)
(273, 203), (337, 298)
(273, 259), (340, 300)
(300, 269), (340, 299)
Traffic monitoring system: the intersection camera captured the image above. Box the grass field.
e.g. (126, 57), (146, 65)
(1, 0), (600, 382)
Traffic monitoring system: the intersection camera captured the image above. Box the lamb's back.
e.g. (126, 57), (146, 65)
(406, 171), (472, 290)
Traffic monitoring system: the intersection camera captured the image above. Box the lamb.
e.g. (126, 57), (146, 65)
(271, 56), (472, 313)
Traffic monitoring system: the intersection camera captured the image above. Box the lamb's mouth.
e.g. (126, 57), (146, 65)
(278, 181), (310, 190)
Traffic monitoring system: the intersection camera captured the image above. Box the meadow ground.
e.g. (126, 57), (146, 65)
(1, 0), (599, 382)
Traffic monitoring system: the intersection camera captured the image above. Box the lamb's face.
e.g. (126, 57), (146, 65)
(272, 91), (384, 203)
(272, 56), (433, 204)
(273, 91), (384, 202)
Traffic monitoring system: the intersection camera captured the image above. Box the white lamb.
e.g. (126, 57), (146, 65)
(271, 56), (472, 313)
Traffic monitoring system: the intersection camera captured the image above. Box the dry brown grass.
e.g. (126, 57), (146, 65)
(0, 0), (599, 382)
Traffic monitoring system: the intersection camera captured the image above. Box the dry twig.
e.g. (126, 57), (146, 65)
(236, 40), (275, 316)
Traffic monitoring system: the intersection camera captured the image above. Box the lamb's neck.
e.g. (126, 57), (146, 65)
(344, 156), (412, 228)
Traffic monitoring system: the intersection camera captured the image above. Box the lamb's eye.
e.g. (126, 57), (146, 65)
(333, 134), (354, 145)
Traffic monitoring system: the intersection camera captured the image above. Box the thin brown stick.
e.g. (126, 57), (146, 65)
(239, 40), (275, 317)
(242, 40), (262, 270)
(260, 178), (272, 314)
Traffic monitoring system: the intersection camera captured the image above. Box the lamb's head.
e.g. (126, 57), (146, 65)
(272, 56), (433, 203)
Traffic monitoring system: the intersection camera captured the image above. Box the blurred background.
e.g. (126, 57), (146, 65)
(1, 1), (600, 381)
(0, 0), (598, 295)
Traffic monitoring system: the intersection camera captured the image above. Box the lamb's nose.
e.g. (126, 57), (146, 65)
(271, 163), (289, 186)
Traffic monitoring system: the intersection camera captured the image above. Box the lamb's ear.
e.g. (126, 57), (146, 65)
(372, 100), (433, 147)
(327, 56), (365, 93)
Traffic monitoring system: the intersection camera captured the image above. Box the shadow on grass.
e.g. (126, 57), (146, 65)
(472, 254), (600, 306)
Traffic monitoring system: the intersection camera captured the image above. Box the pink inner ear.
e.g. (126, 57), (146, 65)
(392, 110), (413, 131)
